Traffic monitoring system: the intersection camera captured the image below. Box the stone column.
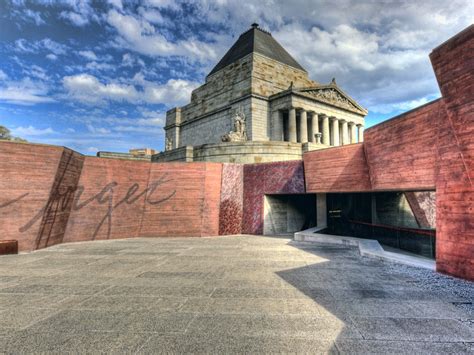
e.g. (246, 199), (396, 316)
(357, 124), (364, 142)
(316, 193), (327, 228)
(341, 120), (349, 145)
(321, 114), (330, 145)
(288, 107), (297, 143)
(330, 117), (339, 146)
(299, 109), (308, 143)
(272, 110), (283, 141)
(310, 113), (319, 143)
(349, 122), (357, 143)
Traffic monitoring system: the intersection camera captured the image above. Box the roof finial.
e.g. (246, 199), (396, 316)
(251, 23), (259, 29)
(331, 77), (337, 85)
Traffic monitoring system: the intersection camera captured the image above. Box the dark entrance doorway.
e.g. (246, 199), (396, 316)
(264, 194), (316, 235)
(326, 192), (436, 259)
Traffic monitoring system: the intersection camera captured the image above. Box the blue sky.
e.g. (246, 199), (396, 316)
(0, 0), (472, 155)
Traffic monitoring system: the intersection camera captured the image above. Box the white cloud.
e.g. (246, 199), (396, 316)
(136, 117), (164, 126)
(122, 53), (145, 67)
(86, 146), (99, 153)
(86, 124), (111, 135)
(60, 11), (89, 26)
(59, 0), (99, 27)
(24, 65), (49, 81)
(24, 9), (45, 25)
(106, 10), (220, 62)
(0, 78), (55, 105)
(15, 38), (68, 56)
(107, 0), (123, 10)
(11, 126), (56, 136)
(113, 125), (163, 134)
(39, 38), (67, 55)
(63, 73), (198, 107)
(6, 0), (474, 126)
(63, 74), (138, 104)
(0, 70), (8, 81)
(78, 50), (98, 61)
(14, 39), (33, 52)
(85, 62), (115, 71)
(161, 0), (472, 115)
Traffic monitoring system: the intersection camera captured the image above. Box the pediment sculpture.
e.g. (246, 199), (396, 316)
(305, 88), (361, 113)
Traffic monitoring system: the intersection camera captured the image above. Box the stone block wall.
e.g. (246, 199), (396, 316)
(178, 108), (232, 147)
(251, 53), (317, 96)
(178, 55), (253, 128)
(250, 96), (270, 141)
(178, 98), (251, 147)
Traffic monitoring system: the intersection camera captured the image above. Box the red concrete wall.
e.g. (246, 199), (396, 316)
(304, 144), (371, 192)
(63, 157), (150, 243)
(430, 25), (474, 280)
(364, 101), (441, 191)
(242, 161), (305, 234)
(0, 142), (65, 251)
(139, 162), (222, 237)
(304, 102), (441, 193)
(303, 25), (474, 280)
(0, 142), (223, 251)
(37, 148), (84, 249)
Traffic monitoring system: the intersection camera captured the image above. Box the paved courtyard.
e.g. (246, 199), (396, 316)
(0, 235), (472, 354)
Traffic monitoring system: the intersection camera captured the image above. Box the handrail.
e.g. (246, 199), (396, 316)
(348, 220), (435, 237)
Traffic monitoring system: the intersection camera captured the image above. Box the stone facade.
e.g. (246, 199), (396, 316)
(163, 24), (367, 162)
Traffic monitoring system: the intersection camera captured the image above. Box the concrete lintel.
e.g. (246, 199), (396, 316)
(294, 229), (435, 270)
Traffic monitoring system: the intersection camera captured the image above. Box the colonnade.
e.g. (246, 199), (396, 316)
(275, 108), (364, 146)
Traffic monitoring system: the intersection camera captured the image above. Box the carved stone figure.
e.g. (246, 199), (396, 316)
(165, 137), (173, 151)
(221, 109), (247, 142)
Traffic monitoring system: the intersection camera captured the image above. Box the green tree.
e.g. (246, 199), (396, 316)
(0, 125), (12, 140)
(0, 125), (27, 142)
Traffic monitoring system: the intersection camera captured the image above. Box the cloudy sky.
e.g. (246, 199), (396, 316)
(0, 0), (472, 154)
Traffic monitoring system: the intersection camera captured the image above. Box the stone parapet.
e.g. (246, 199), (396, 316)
(153, 141), (306, 164)
(96, 151), (151, 161)
(152, 146), (194, 162)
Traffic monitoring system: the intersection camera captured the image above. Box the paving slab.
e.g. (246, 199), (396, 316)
(138, 334), (337, 354)
(335, 339), (472, 355)
(352, 316), (474, 342)
(187, 313), (362, 339)
(0, 235), (472, 353)
(28, 309), (195, 334)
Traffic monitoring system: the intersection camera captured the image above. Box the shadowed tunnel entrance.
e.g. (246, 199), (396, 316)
(264, 191), (436, 259)
(326, 192), (436, 259)
(263, 194), (316, 235)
